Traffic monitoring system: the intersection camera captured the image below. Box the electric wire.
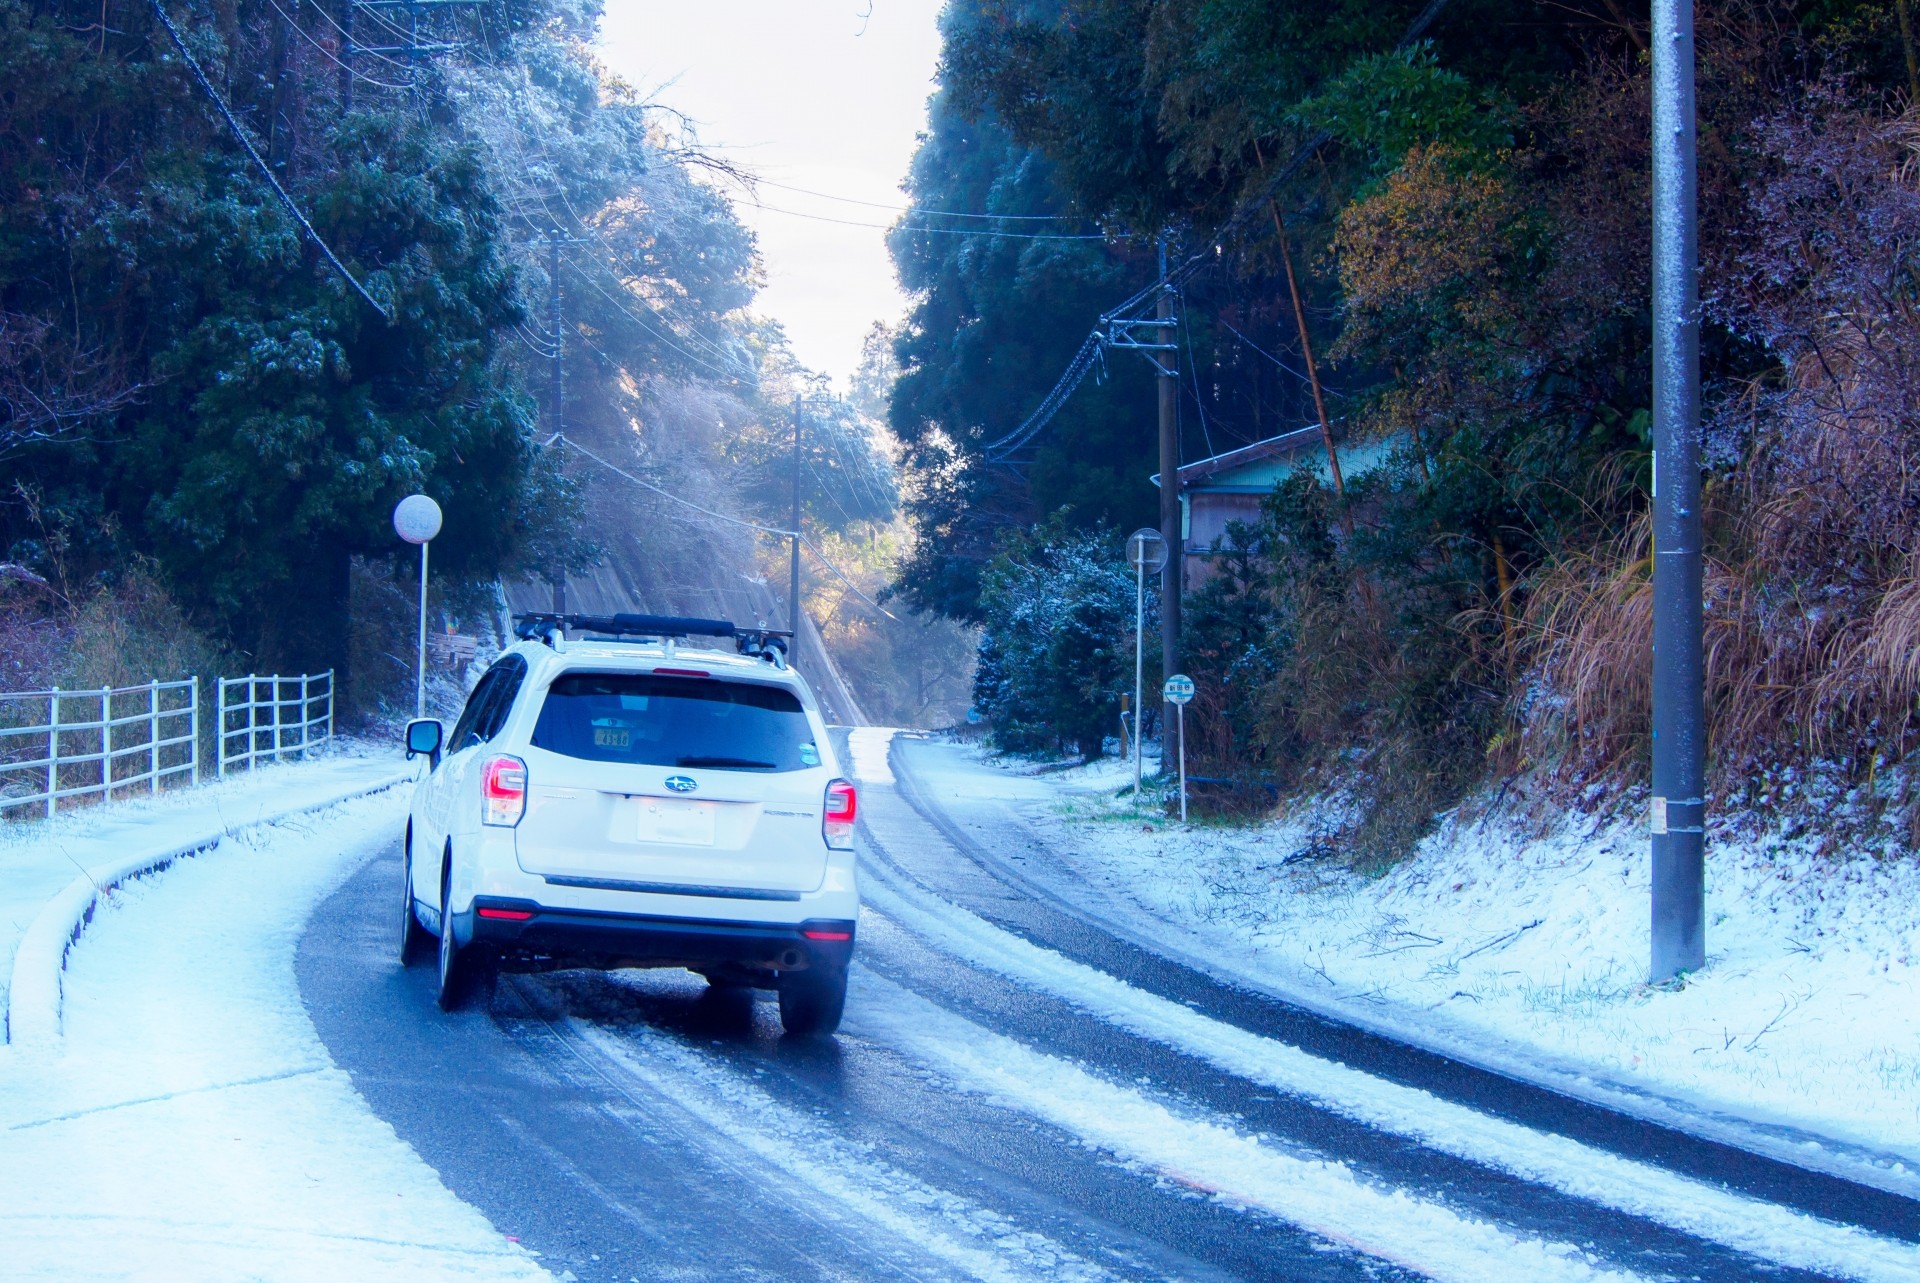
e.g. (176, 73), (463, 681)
(566, 254), (746, 381)
(148, 0), (392, 321)
(1180, 307), (1216, 459)
(739, 176), (1086, 221)
(262, 0), (412, 89)
(1219, 318), (1342, 397)
(982, 330), (1105, 460)
(556, 434), (795, 537)
(750, 201), (1112, 241)
(554, 434), (901, 622)
(290, 0), (417, 72)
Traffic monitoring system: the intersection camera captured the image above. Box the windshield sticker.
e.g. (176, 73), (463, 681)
(800, 742), (820, 767)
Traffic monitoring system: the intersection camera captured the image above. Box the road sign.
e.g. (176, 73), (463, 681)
(1163, 674), (1194, 705)
(1127, 527), (1168, 573)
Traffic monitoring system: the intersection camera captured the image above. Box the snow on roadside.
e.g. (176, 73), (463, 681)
(0, 739), (406, 1025)
(952, 741), (1920, 1171)
(0, 789), (551, 1282)
(854, 889), (1920, 1282)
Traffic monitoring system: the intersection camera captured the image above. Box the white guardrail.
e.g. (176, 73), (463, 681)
(217, 671), (334, 778)
(0, 668), (338, 817)
(0, 680), (200, 819)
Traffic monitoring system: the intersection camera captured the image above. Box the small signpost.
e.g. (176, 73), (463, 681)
(1127, 528), (1168, 799)
(393, 494), (443, 721)
(1164, 672), (1195, 823)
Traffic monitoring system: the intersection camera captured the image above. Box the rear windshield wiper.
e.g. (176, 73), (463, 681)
(675, 755), (778, 770)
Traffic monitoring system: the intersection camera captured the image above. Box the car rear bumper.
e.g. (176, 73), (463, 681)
(463, 896), (856, 976)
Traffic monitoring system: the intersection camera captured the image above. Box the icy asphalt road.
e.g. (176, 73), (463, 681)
(296, 734), (1920, 1282)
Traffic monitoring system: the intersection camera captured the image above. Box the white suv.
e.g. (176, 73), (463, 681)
(398, 613), (858, 1036)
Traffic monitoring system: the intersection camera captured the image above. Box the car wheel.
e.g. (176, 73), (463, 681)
(436, 860), (493, 1012)
(399, 836), (433, 968)
(777, 968), (847, 1038)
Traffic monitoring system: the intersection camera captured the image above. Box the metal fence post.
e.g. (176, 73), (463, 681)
(100, 684), (112, 800)
(147, 679), (159, 794)
(190, 678), (201, 787)
(325, 669), (335, 742)
(46, 686), (59, 819)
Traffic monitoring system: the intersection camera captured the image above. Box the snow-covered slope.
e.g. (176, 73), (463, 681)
(931, 742), (1920, 1186)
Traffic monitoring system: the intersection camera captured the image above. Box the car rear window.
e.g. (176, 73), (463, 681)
(530, 672), (820, 772)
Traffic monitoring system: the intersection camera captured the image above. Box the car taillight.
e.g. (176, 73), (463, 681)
(482, 755), (528, 827)
(823, 778), (856, 850)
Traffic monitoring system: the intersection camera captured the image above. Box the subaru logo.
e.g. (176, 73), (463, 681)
(664, 775), (698, 794)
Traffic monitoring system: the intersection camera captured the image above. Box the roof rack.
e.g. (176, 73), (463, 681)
(511, 612), (795, 669)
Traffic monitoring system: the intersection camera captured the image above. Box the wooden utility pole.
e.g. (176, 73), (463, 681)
(1252, 140), (1346, 514)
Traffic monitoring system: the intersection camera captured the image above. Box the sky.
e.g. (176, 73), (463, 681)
(597, 2), (947, 389)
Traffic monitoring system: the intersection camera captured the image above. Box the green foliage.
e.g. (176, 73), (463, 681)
(887, 93), (1159, 621)
(973, 525), (1141, 757)
(0, 0), (758, 679)
(1290, 44), (1512, 177)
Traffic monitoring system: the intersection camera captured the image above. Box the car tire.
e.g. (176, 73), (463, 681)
(400, 837), (433, 968)
(436, 860), (493, 1012)
(777, 967), (846, 1038)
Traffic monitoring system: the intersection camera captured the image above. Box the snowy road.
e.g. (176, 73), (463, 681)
(295, 733), (1920, 1282)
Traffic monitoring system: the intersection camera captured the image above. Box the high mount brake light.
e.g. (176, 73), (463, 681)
(652, 668), (711, 677)
(482, 755), (528, 827)
(822, 778), (856, 850)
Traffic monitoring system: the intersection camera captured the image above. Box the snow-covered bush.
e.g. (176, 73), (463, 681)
(973, 528), (1140, 758)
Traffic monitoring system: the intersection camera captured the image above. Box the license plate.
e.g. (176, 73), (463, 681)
(636, 797), (716, 846)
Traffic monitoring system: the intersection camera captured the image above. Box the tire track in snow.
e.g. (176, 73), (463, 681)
(855, 741), (1920, 1281)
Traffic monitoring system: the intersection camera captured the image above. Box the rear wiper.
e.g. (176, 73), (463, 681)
(675, 755), (778, 770)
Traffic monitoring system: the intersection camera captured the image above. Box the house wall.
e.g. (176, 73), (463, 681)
(1183, 491), (1266, 589)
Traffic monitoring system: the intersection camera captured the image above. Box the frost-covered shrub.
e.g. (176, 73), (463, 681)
(973, 528), (1139, 758)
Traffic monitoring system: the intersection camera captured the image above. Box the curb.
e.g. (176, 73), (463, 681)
(4, 769), (412, 1050)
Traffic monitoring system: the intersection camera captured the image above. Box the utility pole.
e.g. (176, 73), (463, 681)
(790, 402), (804, 637)
(545, 232), (569, 613)
(1155, 235), (1181, 759)
(1650, 0), (1706, 981)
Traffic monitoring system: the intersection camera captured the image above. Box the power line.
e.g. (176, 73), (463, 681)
(566, 257), (746, 381)
(801, 534), (901, 622)
(739, 176), (1087, 222)
(748, 202), (1113, 242)
(983, 331), (1106, 460)
(971, 0), (1462, 460)
(149, 0), (392, 321)
(1219, 318), (1344, 398)
(262, 0), (411, 88)
(556, 434), (794, 537)
(1180, 306), (1216, 459)
(554, 433), (900, 622)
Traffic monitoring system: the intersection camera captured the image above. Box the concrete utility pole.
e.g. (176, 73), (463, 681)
(1650, 0), (1706, 981)
(1155, 236), (1181, 754)
(790, 402), (804, 637)
(548, 234), (568, 614)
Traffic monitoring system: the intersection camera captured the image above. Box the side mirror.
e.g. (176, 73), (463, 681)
(405, 718), (444, 767)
